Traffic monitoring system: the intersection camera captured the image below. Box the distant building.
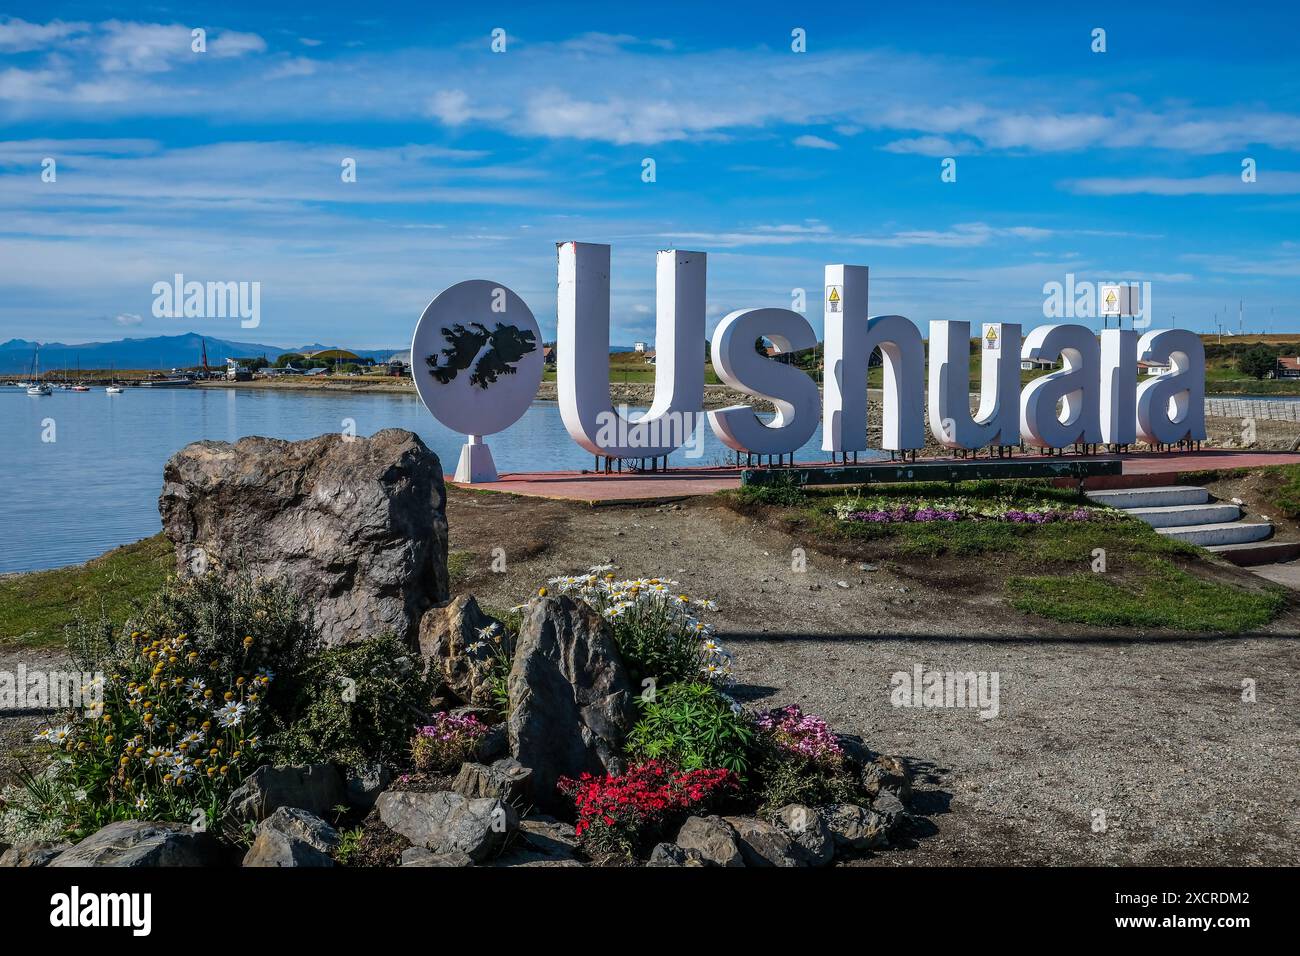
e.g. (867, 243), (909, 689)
(1277, 356), (1300, 379)
(643, 349), (657, 365)
(634, 341), (647, 353)
(1139, 359), (1171, 377)
(1020, 358), (1056, 371)
(542, 345), (555, 365)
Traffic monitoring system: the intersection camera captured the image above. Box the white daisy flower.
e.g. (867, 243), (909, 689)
(216, 701), (247, 727)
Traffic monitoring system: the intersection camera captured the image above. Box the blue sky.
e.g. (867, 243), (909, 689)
(2, 0), (1298, 349)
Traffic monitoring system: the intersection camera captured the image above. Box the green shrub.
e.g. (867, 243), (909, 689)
(754, 748), (864, 814)
(124, 570), (320, 732)
(751, 704), (865, 813)
(9, 626), (279, 841)
(628, 682), (754, 774)
(731, 480), (808, 508)
(271, 634), (434, 771)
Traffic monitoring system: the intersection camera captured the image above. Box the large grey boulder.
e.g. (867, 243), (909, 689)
(419, 595), (508, 706)
(723, 816), (807, 867)
(377, 790), (517, 863)
(507, 596), (636, 810)
(50, 822), (218, 867)
(242, 807), (339, 867)
(0, 841), (72, 867)
(225, 764), (347, 823)
(159, 428), (448, 646)
(674, 815), (744, 867)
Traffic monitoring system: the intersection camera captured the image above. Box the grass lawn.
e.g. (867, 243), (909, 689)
(0, 534), (174, 650)
(1008, 560), (1286, 631)
(721, 479), (1288, 632)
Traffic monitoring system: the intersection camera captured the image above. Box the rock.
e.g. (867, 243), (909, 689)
(346, 765), (393, 811)
(476, 725), (508, 763)
(823, 804), (889, 851)
(518, 815), (580, 858)
(401, 846), (475, 867)
(377, 791), (517, 863)
(723, 816), (807, 867)
(488, 848), (583, 867)
(871, 791), (906, 837)
(0, 841), (71, 867)
(508, 595), (636, 811)
(419, 597), (509, 706)
(226, 764), (347, 823)
(674, 814), (744, 867)
(160, 429), (448, 646)
(647, 842), (706, 866)
(453, 759), (532, 803)
(776, 804), (834, 866)
(50, 822), (218, 867)
(242, 807), (339, 867)
(863, 759), (915, 806)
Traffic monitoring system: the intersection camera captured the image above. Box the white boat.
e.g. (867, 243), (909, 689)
(26, 349), (51, 395)
(106, 385), (124, 394)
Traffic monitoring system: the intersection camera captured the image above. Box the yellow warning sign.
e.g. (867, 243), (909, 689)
(826, 285), (842, 313)
(984, 326), (999, 349)
(1105, 290), (1118, 307)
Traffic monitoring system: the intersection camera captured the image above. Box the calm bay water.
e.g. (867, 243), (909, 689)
(1, 385), (841, 574)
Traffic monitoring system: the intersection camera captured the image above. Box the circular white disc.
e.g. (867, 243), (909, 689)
(410, 280), (544, 436)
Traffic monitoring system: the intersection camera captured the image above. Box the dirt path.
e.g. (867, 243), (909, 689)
(448, 489), (1300, 866)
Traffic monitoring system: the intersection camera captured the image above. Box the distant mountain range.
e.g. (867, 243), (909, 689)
(0, 333), (640, 374)
(0, 333), (404, 375)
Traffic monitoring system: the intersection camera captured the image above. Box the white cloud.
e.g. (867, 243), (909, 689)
(114, 312), (143, 326)
(266, 57), (317, 80)
(0, 17), (89, 52)
(1065, 172), (1300, 196)
(882, 135), (962, 156)
(428, 90), (472, 125)
(793, 134), (839, 150)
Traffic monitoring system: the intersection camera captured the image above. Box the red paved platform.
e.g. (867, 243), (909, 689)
(451, 450), (1300, 504)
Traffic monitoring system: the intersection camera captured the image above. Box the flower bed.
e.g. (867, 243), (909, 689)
(558, 761), (738, 858)
(834, 496), (1105, 525)
(411, 713), (489, 772)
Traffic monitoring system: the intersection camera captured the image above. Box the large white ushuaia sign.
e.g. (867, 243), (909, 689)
(412, 242), (1206, 482)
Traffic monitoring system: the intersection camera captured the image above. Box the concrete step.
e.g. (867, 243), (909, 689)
(1205, 540), (1300, 566)
(1157, 522), (1273, 547)
(1085, 485), (1209, 509)
(1127, 502), (1242, 528)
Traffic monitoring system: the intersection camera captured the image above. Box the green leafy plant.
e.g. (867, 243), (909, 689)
(271, 634), (435, 771)
(334, 826), (364, 866)
(628, 682), (754, 774)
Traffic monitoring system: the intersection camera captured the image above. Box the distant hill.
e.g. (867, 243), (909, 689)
(0, 333), (403, 374)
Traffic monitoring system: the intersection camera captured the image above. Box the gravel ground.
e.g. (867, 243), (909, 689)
(451, 491), (1300, 866)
